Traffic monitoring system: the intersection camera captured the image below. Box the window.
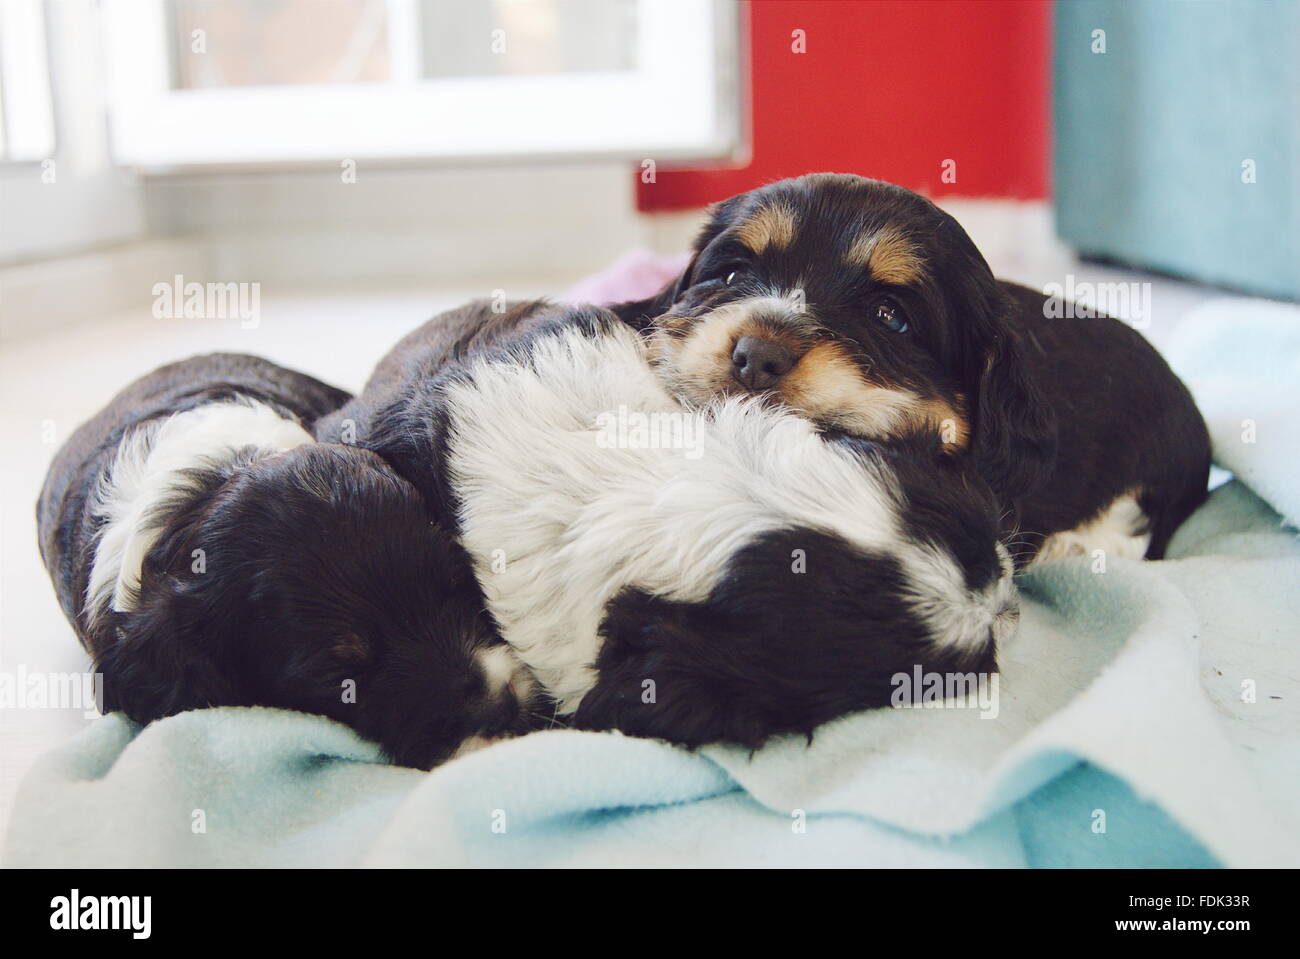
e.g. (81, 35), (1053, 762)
(101, 0), (741, 169)
(1, 0), (145, 263)
(0, 0), (56, 162)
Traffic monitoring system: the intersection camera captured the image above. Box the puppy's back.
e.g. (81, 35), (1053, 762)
(315, 298), (557, 445)
(37, 352), (351, 646)
(997, 281), (1211, 558)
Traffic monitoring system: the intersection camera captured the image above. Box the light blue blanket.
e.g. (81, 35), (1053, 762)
(5, 302), (1298, 868)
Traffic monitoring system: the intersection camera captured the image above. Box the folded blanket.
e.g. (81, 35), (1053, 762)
(1163, 296), (1300, 529)
(5, 477), (1297, 867)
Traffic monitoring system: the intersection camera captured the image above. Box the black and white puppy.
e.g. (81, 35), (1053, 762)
(322, 304), (1018, 748)
(612, 174), (1212, 565)
(37, 352), (537, 769)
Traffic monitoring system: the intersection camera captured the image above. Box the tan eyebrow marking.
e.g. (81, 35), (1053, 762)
(845, 227), (924, 285)
(734, 204), (797, 253)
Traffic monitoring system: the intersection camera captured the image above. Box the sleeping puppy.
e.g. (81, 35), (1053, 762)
(322, 303), (1018, 748)
(612, 174), (1212, 565)
(37, 352), (538, 769)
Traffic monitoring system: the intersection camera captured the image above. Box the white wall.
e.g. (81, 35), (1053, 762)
(140, 162), (701, 289)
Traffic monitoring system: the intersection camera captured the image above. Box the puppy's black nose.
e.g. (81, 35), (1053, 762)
(731, 336), (795, 390)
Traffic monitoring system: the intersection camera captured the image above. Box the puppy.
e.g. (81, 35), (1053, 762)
(323, 304), (1018, 748)
(612, 174), (1212, 565)
(37, 352), (538, 769)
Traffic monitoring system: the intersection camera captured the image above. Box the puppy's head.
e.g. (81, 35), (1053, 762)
(616, 173), (1055, 505)
(95, 432), (539, 769)
(573, 428), (1018, 749)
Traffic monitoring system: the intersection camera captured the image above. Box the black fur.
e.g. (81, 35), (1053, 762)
(38, 352), (351, 635)
(37, 353), (535, 769)
(319, 301), (627, 523)
(574, 522), (999, 749)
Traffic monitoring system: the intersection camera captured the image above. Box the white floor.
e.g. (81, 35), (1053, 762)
(0, 225), (1261, 838)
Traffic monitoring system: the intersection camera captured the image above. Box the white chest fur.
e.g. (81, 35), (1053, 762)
(445, 326), (913, 714)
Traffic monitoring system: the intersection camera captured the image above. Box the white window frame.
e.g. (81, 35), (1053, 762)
(0, 0), (56, 161)
(1, 0), (145, 264)
(101, 0), (741, 171)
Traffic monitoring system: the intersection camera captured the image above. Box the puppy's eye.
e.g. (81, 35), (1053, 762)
(703, 262), (747, 286)
(875, 300), (909, 333)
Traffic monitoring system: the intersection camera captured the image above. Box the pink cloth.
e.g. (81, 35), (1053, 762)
(561, 249), (691, 306)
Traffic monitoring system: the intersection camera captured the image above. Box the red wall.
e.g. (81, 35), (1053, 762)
(637, 0), (1051, 211)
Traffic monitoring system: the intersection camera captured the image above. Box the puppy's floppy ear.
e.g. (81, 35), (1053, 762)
(607, 261), (696, 332)
(972, 323), (1057, 507)
(93, 462), (247, 721)
(96, 590), (242, 721)
(608, 193), (746, 331)
(573, 589), (776, 750)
